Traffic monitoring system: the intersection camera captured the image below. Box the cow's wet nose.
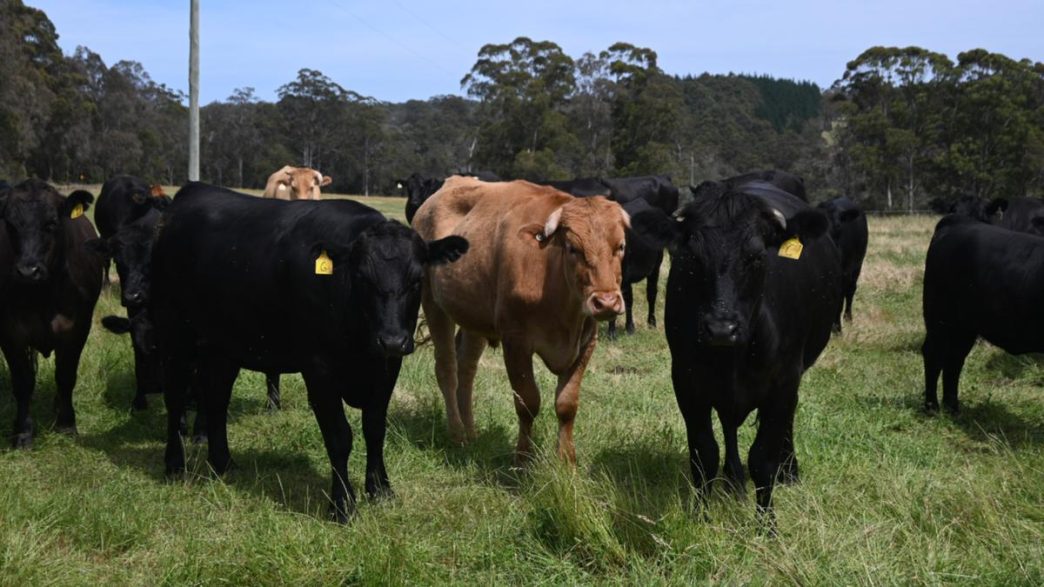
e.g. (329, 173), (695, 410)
(377, 333), (414, 357)
(124, 290), (145, 307)
(16, 263), (47, 282)
(704, 320), (740, 346)
(589, 291), (623, 319)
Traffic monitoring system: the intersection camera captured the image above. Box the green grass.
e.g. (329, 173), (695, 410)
(1, 206), (1042, 584)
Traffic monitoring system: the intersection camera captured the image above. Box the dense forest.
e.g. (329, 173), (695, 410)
(2, 0), (1042, 208)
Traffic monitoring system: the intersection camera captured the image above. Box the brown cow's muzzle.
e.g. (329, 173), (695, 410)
(587, 291), (624, 320)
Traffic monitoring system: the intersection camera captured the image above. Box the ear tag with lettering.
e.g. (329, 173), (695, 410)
(315, 250), (334, 275)
(70, 204), (84, 219)
(778, 237), (803, 260)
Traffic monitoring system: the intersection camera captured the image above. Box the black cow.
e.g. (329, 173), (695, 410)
(725, 170), (808, 201)
(922, 215), (1044, 414)
(401, 171), (500, 223)
(87, 207), (163, 409)
(606, 198), (666, 339)
(602, 175), (681, 213)
(928, 194), (1008, 223)
(94, 176), (169, 284)
(818, 196), (869, 331)
(633, 183), (840, 524)
(151, 183), (468, 521)
(0, 180), (103, 447)
(997, 197), (1044, 235)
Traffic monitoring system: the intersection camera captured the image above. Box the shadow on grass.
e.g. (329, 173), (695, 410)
(981, 352), (1044, 381)
(388, 400), (522, 488)
(590, 440), (690, 516)
(950, 399), (1044, 449)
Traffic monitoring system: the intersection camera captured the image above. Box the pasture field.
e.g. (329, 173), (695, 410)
(0, 194), (1041, 585)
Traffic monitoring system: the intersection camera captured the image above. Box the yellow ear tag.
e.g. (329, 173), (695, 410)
(314, 250), (334, 275)
(778, 237), (803, 260)
(70, 203), (84, 219)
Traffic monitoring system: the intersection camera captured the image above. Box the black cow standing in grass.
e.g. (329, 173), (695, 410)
(87, 207), (163, 410)
(151, 183), (468, 521)
(633, 183), (840, 524)
(818, 196), (868, 332)
(0, 180), (103, 447)
(922, 214), (1044, 414)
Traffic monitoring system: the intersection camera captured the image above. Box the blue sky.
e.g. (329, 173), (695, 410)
(33, 0), (1043, 104)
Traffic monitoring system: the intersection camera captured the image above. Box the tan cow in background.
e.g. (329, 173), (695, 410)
(412, 176), (630, 464)
(262, 165), (332, 200)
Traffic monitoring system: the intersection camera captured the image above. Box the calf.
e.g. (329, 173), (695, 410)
(0, 180), (103, 447)
(413, 177), (631, 463)
(87, 207), (163, 409)
(262, 165), (332, 201)
(151, 183), (467, 521)
(818, 196), (868, 331)
(633, 183), (840, 523)
(922, 215), (1044, 414)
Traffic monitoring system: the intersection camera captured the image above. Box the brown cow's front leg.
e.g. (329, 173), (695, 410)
(553, 324), (597, 465)
(423, 291), (466, 444)
(503, 340), (540, 466)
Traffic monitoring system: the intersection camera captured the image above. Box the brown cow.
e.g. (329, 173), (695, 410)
(413, 176), (629, 464)
(262, 165), (332, 200)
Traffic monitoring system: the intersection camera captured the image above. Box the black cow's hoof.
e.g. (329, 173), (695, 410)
(923, 401), (939, 414)
(56, 425), (78, 437)
(329, 500), (356, 524)
(192, 433), (208, 445)
(165, 465), (185, 479)
(625, 323), (636, 335)
(366, 484), (395, 502)
(12, 432), (33, 450)
(132, 395), (148, 411)
(776, 463), (800, 485)
(605, 329), (617, 341)
(943, 403), (960, 416)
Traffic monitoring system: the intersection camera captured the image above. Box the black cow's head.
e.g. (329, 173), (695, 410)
(401, 173), (445, 225)
(817, 199), (862, 244)
(86, 210), (160, 308)
(634, 189), (828, 347)
(944, 194), (1007, 222)
(316, 220), (468, 357)
(0, 180), (92, 284)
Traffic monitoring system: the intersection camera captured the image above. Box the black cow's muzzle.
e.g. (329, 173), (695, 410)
(15, 262), (48, 283)
(122, 289), (147, 308)
(376, 332), (414, 358)
(703, 319), (740, 347)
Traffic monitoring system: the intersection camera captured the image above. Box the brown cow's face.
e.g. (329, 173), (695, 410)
(280, 168), (332, 200)
(547, 197), (629, 320)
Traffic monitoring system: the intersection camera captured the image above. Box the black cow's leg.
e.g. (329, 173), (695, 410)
(748, 412), (786, 534)
(606, 318), (618, 340)
(775, 392), (800, 485)
(53, 342), (85, 434)
(942, 332), (976, 415)
(265, 372), (281, 411)
(201, 356), (240, 475)
(623, 281), (636, 335)
(922, 331), (943, 412)
(719, 413), (746, 495)
(162, 352), (194, 476)
(844, 281), (856, 323)
(3, 342), (36, 449)
(672, 361), (717, 508)
(362, 359), (399, 500)
(303, 367), (355, 522)
(646, 252), (662, 327)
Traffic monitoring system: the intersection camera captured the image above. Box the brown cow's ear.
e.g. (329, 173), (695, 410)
(518, 224), (551, 248)
(320, 175), (332, 187)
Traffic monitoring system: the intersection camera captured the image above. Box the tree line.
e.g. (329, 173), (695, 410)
(2, 1), (1041, 208)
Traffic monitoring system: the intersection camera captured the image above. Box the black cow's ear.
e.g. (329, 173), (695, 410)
(423, 235), (469, 265)
(63, 190), (94, 217)
(839, 209), (861, 223)
(84, 238), (112, 257)
(630, 209), (683, 250)
(986, 198), (1008, 216)
(101, 315), (131, 334)
(784, 209), (830, 242)
(131, 192), (148, 205)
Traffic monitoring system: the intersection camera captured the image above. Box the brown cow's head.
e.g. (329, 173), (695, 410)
(277, 167), (332, 200)
(523, 196), (629, 320)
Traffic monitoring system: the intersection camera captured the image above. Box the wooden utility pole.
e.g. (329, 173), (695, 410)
(188, 0), (200, 181)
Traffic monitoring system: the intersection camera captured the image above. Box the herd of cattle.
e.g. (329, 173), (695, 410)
(0, 167), (1038, 528)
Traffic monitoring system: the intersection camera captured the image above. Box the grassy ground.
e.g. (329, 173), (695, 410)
(0, 196), (1041, 585)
